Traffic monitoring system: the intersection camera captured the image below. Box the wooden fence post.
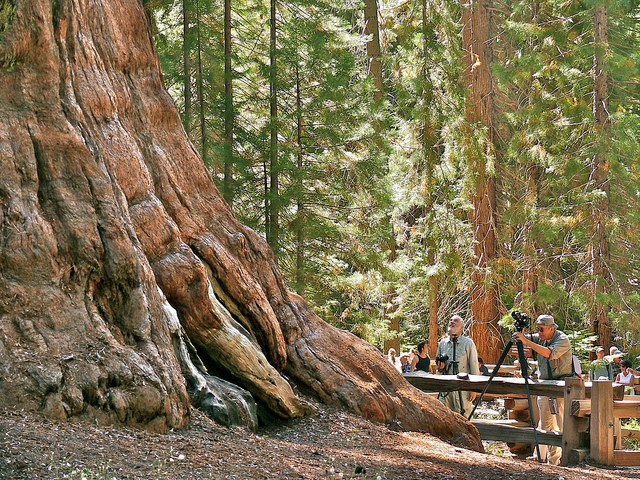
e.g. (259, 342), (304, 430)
(562, 377), (587, 466)
(590, 380), (614, 465)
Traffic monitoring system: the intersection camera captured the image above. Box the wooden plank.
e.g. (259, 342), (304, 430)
(591, 380), (614, 465)
(404, 373), (625, 399)
(504, 398), (530, 411)
(613, 449), (640, 467)
(485, 364), (518, 376)
(472, 419), (562, 446)
(615, 419), (622, 449)
(562, 377), (586, 466)
(569, 398), (640, 418)
(405, 373), (565, 397)
(613, 400), (640, 419)
(571, 399), (591, 417)
(622, 429), (640, 440)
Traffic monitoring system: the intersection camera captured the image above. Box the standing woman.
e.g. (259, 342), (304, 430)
(410, 341), (431, 373)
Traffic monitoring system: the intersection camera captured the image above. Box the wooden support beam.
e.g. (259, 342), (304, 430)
(562, 377), (586, 466)
(614, 419), (622, 449)
(591, 380), (614, 465)
(571, 398), (640, 419)
(472, 419), (562, 446)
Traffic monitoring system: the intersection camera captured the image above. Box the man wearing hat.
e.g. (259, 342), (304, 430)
(610, 346), (625, 379)
(512, 314), (572, 465)
(590, 347), (613, 380)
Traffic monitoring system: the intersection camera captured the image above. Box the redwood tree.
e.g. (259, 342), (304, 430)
(0, 0), (481, 450)
(462, 0), (502, 362)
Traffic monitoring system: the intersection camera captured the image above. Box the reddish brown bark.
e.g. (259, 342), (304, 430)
(591, 5), (612, 349)
(462, 0), (502, 363)
(0, 0), (481, 451)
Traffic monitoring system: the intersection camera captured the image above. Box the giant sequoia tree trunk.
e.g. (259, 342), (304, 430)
(0, 0), (481, 451)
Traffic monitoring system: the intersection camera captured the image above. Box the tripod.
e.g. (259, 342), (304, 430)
(467, 335), (542, 463)
(438, 335), (466, 417)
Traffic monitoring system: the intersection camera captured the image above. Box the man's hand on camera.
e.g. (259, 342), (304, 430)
(512, 331), (527, 343)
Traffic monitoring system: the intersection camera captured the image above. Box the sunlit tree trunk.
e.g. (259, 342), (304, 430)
(223, 0), (234, 206)
(364, 0), (399, 355)
(591, 3), (612, 349)
(183, 0), (192, 134)
(462, 0), (501, 362)
(195, 0), (208, 166)
(364, 0), (383, 101)
(522, 163), (541, 317)
(267, 0), (280, 254)
(422, 0), (440, 359)
(294, 65), (305, 294)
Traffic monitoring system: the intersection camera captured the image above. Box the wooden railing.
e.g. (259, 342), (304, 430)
(405, 373), (640, 466)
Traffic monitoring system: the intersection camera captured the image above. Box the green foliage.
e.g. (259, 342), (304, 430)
(152, 0), (640, 352)
(0, 0), (15, 67)
(622, 418), (640, 451)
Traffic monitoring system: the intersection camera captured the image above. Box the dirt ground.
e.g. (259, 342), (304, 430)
(2, 405), (640, 480)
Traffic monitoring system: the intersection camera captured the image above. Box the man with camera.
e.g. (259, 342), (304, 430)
(512, 314), (572, 465)
(436, 315), (480, 416)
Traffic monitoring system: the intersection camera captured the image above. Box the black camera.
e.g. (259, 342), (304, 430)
(435, 355), (449, 364)
(511, 310), (531, 332)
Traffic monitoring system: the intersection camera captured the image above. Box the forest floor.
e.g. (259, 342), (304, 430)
(2, 403), (640, 480)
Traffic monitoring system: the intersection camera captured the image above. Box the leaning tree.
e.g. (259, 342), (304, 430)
(0, 0), (481, 451)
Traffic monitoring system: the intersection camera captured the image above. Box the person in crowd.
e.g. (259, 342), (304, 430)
(409, 348), (418, 365)
(610, 346), (625, 379)
(512, 314), (572, 465)
(590, 346), (612, 380)
(616, 359), (636, 388)
(478, 357), (490, 376)
(409, 341), (431, 373)
(399, 354), (411, 373)
(387, 348), (401, 372)
(436, 315), (480, 415)
(572, 354), (583, 379)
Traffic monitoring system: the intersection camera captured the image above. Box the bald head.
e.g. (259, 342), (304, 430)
(447, 315), (464, 336)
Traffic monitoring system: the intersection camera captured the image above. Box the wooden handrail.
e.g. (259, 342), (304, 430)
(404, 372), (625, 399)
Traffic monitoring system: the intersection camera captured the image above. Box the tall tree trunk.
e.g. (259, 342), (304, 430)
(0, 0), (481, 451)
(294, 65), (305, 294)
(363, 0), (400, 357)
(223, 0), (234, 206)
(522, 163), (541, 316)
(267, 0), (279, 254)
(183, 0), (192, 134)
(591, 4), (612, 349)
(462, 0), (501, 362)
(364, 0), (383, 101)
(422, 0), (441, 359)
(195, 0), (207, 166)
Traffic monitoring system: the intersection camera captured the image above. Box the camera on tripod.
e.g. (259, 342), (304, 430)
(435, 355), (449, 364)
(511, 310), (531, 333)
(435, 354), (449, 373)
